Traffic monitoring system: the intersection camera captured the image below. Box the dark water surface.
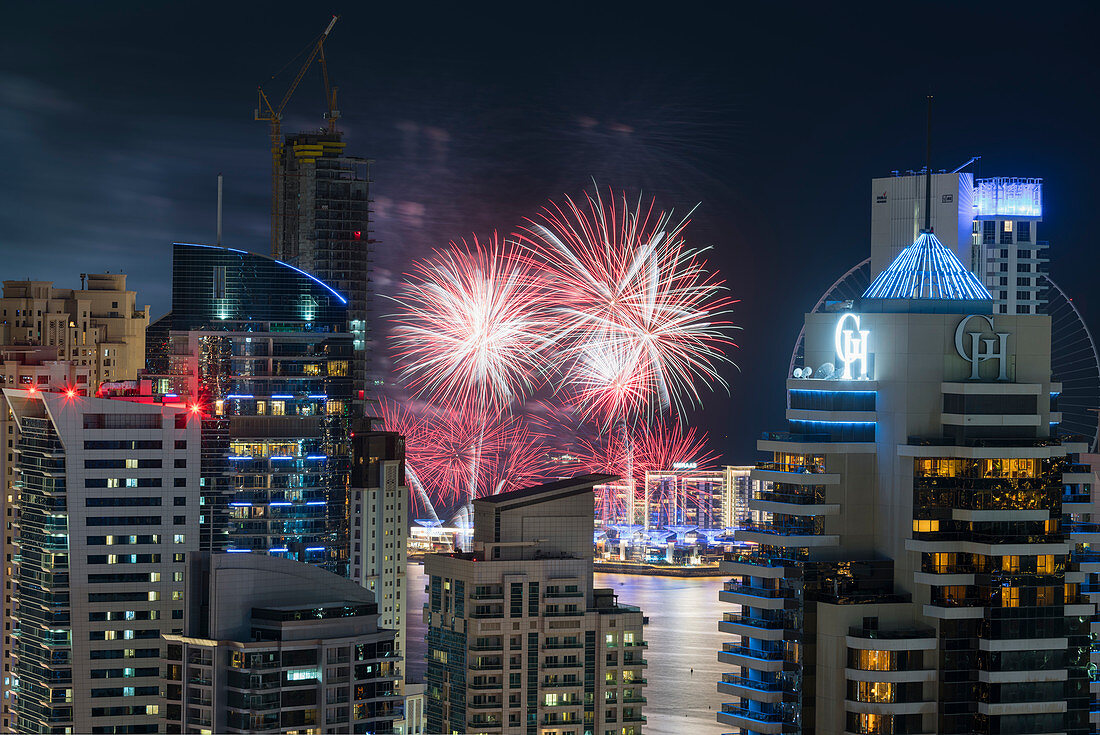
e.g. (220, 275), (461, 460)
(406, 563), (727, 735)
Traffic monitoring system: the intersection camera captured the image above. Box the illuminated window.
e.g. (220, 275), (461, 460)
(931, 553), (956, 573)
(270, 401), (285, 416)
(913, 520), (939, 533)
(855, 681), (894, 703)
(256, 400), (266, 415)
(1001, 556), (1020, 572)
(329, 361), (349, 377)
(1037, 555), (1055, 574)
(1001, 587), (1020, 607)
(1037, 586), (1057, 606)
(544, 693), (559, 706)
(1044, 519), (1058, 533)
(125, 459), (137, 469)
(855, 650), (893, 671)
(1066, 582), (1078, 600)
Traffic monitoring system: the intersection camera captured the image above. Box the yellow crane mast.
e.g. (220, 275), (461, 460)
(255, 15), (340, 256)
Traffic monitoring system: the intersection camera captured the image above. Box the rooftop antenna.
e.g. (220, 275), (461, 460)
(217, 173), (224, 246)
(923, 95), (933, 233)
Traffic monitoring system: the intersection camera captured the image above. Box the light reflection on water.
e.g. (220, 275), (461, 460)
(406, 563), (727, 735)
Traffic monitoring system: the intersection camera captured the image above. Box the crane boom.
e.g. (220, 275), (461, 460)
(254, 15), (340, 256)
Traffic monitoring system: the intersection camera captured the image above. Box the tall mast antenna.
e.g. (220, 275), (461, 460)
(924, 95), (933, 232)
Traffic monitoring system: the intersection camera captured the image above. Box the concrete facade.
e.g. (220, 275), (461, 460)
(349, 432), (408, 694)
(0, 274), (149, 388)
(424, 475), (647, 735)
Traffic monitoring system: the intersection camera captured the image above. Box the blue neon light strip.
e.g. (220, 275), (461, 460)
(304, 547), (325, 552)
(177, 243), (347, 304)
(306, 455), (327, 460)
(226, 548), (251, 553)
(271, 394), (294, 399)
(226, 394), (253, 399)
(863, 232), (992, 301)
(228, 456), (253, 461)
(308, 394), (327, 399)
(306, 501), (326, 506)
(276, 259), (348, 304)
(268, 547), (289, 553)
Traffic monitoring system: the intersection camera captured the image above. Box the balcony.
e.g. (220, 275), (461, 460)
(719, 582), (791, 610)
(718, 643), (788, 673)
(736, 524), (839, 548)
(720, 553), (800, 580)
(717, 673), (793, 704)
(720, 612), (789, 641)
(717, 704), (787, 734)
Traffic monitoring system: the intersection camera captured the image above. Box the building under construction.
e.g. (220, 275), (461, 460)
(274, 131), (374, 405)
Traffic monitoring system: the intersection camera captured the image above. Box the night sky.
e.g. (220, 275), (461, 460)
(3, 2), (1098, 462)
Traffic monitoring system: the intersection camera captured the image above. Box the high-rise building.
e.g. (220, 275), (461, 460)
(424, 475), (648, 735)
(275, 132), (374, 403)
(0, 350), (93, 732)
(145, 242), (357, 575)
(870, 172), (1048, 317)
(162, 552), (401, 734)
(721, 220), (1096, 732)
(349, 431), (408, 692)
(971, 177), (1046, 316)
(3, 388), (201, 735)
(0, 274), (149, 388)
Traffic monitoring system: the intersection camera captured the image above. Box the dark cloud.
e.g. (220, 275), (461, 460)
(1, 2), (1098, 460)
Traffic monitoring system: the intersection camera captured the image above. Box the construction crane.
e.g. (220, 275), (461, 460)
(255, 15), (341, 256)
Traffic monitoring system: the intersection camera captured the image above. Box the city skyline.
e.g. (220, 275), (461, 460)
(3, 3), (1098, 460)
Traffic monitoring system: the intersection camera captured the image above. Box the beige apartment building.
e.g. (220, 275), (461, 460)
(0, 273), (149, 389)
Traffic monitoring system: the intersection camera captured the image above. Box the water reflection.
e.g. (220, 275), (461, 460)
(406, 563), (727, 735)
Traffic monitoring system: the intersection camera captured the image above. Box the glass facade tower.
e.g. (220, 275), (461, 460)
(146, 243), (356, 576)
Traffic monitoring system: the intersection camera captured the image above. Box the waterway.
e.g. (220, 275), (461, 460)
(406, 562), (727, 735)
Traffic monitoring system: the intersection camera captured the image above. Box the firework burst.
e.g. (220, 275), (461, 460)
(519, 188), (737, 427)
(380, 400), (555, 513)
(569, 418), (716, 488)
(389, 233), (552, 412)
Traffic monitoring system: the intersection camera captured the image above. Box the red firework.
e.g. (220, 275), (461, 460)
(567, 418), (717, 489)
(518, 188), (738, 427)
(380, 400), (556, 512)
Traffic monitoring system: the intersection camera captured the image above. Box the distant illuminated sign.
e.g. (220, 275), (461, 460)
(974, 177), (1042, 219)
(672, 462), (697, 470)
(954, 314), (1010, 381)
(835, 313), (871, 380)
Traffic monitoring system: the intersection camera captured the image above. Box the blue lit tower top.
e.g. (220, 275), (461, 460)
(861, 231), (993, 312)
(168, 242), (347, 332)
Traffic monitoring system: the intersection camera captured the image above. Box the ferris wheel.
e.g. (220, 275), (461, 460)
(789, 259), (1100, 451)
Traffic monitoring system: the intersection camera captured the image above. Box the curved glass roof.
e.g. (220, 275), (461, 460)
(862, 232), (992, 301)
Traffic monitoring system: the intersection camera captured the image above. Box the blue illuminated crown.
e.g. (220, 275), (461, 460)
(862, 232), (992, 301)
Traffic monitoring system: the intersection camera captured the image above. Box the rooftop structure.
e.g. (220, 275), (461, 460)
(163, 552), (401, 734)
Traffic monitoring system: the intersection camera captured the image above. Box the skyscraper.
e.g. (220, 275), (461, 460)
(275, 132), (374, 403)
(721, 222), (1095, 732)
(145, 242), (357, 575)
(424, 475), (648, 735)
(349, 431), (409, 693)
(0, 350), (94, 732)
(4, 388), (201, 735)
